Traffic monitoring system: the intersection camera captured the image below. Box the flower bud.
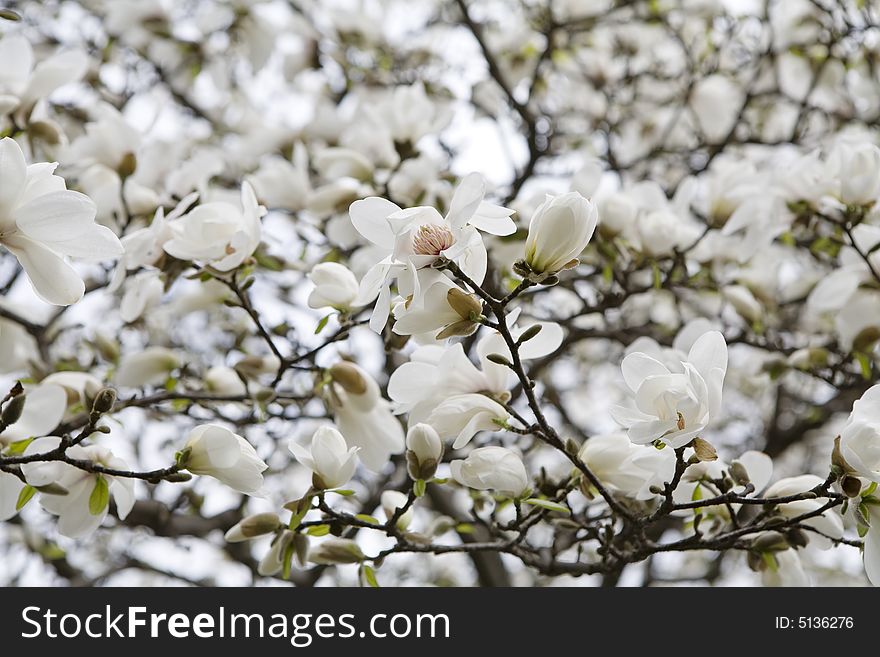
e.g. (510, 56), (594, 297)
(381, 490), (413, 530)
(435, 319), (479, 340)
(405, 423), (443, 481)
(308, 538), (365, 565)
(117, 151), (137, 179)
(1, 393), (26, 426)
(328, 362), (368, 395)
(91, 388), (117, 414)
(225, 512), (282, 542)
(446, 288), (482, 321)
(289, 425), (359, 490)
(692, 437), (718, 462)
(524, 192), (598, 274)
(841, 475), (862, 498)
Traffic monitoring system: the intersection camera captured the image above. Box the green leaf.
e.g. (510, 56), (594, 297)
(282, 543), (295, 580)
(431, 477), (449, 485)
(306, 524), (331, 536)
(455, 523), (474, 534)
(362, 564), (380, 588)
(524, 498), (570, 514)
(862, 482), (878, 499)
(329, 488), (356, 497)
(413, 479), (427, 498)
(315, 314), (332, 334)
(355, 514), (380, 525)
(6, 437), (34, 455)
(761, 552), (778, 572)
(88, 476), (110, 516)
(16, 485), (37, 511)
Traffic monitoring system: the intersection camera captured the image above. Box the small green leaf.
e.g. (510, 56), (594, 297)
(362, 564), (380, 588)
(413, 479), (427, 498)
(306, 524), (331, 536)
(355, 514), (381, 525)
(431, 477), (449, 485)
(455, 523), (474, 534)
(16, 485), (37, 511)
(524, 498), (571, 514)
(6, 437), (34, 455)
(282, 543), (295, 580)
(315, 314), (332, 334)
(88, 476), (110, 516)
(329, 488), (356, 497)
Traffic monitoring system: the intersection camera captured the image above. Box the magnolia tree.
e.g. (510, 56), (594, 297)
(0, 0), (879, 588)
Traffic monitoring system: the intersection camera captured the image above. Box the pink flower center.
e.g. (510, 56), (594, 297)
(412, 224), (455, 256)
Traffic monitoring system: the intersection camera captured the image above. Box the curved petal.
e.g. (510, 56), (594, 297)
(0, 137), (26, 213)
(349, 197), (400, 249)
(2, 233), (85, 305)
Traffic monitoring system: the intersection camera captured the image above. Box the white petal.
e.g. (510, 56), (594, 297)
(349, 197), (400, 249)
(2, 234), (85, 305)
(0, 137), (26, 213)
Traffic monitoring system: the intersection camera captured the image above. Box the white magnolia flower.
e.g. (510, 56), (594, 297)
(326, 363), (405, 472)
(0, 469), (24, 521)
(225, 512), (281, 543)
(114, 347), (181, 387)
(524, 192), (598, 274)
(762, 548), (810, 587)
(388, 313), (561, 425)
(426, 393), (510, 450)
(349, 173), (514, 331)
(203, 366), (247, 396)
(0, 138), (123, 305)
(0, 32), (89, 119)
(120, 270), (164, 323)
(21, 439), (135, 539)
(247, 149), (311, 212)
(0, 383), (67, 445)
(289, 425), (359, 490)
(0, 315), (39, 374)
(391, 275), (480, 340)
(837, 384), (880, 483)
(450, 446), (529, 498)
(578, 432), (673, 500)
(307, 262), (361, 312)
(406, 423), (443, 462)
(827, 141), (880, 206)
(258, 529), (295, 576)
(611, 331), (728, 448)
(764, 475), (844, 547)
(163, 182), (265, 271)
(381, 490), (413, 530)
(181, 424), (267, 494)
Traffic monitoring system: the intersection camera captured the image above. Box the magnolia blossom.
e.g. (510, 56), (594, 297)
(611, 331), (728, 448)
(289, 425), (359, 489)
(326, 363), (404, 472)
(163, 182), (265, 271)
(827, 141), (880, 206)
(181, 424), (267, 494)
(450, 447), (529, 498)
(0, 32), (89, 119)
(0, 138), (123, 305)
(0, 383), (66, 445)
(349, 173), (514, 331)
(426, 394), (510, 450)
(21, 439), (135, 539)
(578, 432), (673, 501)
(381, 490), (413, 530)
(307, 262), (361, 312)
(203, 366), (247, 396)
(114, 347), (182, 387)
(524, 192), (598, 274)
(388, 314), (561, 426)
(405, 423), (443, 480)
(764, 475), (844, 547)
(837, 384), (880, 483)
